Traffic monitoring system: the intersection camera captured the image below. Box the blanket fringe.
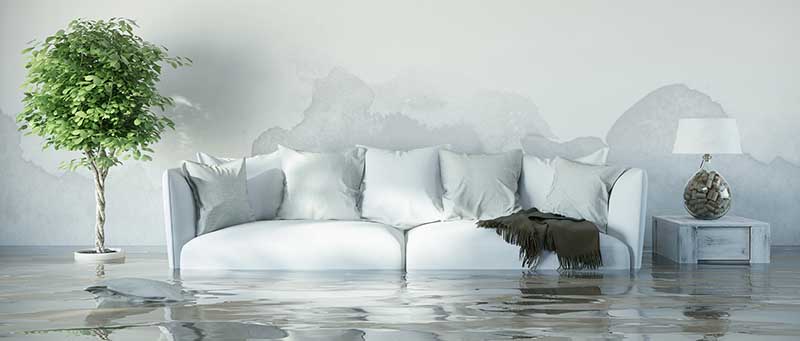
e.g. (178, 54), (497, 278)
(556, 250), (603, 270)
(477, 219), (540, 268)
(478, 216), (603, 271)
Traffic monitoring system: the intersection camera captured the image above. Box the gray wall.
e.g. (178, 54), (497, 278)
(1, 0), (798, 247)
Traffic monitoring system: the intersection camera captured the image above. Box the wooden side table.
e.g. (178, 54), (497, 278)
(653, 215), (770, 264)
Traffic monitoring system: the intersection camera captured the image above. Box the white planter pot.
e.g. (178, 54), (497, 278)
(73, 248), (126, 263)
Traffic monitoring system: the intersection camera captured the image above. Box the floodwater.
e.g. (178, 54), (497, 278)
(1, 247), (799, 340)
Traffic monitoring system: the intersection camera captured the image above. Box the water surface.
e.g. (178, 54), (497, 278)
(1, 247), (799, 340)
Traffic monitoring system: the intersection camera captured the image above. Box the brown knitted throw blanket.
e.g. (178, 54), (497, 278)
(477, 208), (602, 270)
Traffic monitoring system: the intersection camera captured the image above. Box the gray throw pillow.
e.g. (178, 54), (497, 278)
(439, 149), (523, 220)
(182, 159), (255, 235)
(540, 157), (627, 230)
(196, 151), (284, 221)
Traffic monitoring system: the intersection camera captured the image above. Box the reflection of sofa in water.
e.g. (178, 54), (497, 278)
(163, 155), (647, 271)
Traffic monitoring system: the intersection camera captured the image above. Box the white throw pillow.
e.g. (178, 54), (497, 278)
(181, 159), (254, 235)
(540, 157), (627, 230)
(360, 145), (444, 229)
(439, 149), (523, 220)
(519, 149), (607, 210)
(196, 151), (284, 220)
(277, 145), (366, 220)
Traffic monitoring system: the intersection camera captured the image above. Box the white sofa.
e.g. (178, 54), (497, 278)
(163, 165), (647, 271)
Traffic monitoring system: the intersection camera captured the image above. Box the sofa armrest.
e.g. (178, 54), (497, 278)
(162, 168), (196, 269)
(607, 168), (648, 271)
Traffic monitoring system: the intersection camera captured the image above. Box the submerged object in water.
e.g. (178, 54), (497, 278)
(85, 278), (188, 304)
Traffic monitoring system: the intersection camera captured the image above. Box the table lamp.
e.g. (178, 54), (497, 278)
(672, 118), (742, 219)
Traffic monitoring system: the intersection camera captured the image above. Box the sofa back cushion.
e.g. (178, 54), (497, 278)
(519, 148), (607, 210)
(439, 149), (522, 220)
(196, 152), (284, 220)
(360, 145), (444, 229)
(277, 145), (366, 220)
(181, 159), (255, 235)
(539, 157), (627, 229)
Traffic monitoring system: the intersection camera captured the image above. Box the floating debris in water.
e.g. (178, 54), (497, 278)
(85, 278), (191, 305)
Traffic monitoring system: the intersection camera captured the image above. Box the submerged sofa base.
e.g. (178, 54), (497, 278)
(177, 219), (630, 271)
(180, 220), (404, 270)
(407, 221), (630, 270)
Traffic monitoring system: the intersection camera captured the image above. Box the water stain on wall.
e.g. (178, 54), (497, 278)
(370, 72), (556, 151)
(253, 68), (557, 155)
(520, 135), (608, 160)
(252, 68), (485, 154)
(0, 111), (93, 245)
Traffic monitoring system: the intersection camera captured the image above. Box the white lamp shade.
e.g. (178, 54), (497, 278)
(673, 118), (742, 154)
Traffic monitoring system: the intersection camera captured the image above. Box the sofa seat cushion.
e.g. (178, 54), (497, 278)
(406, 220), (630, 270)
(181, 220), (404, 270)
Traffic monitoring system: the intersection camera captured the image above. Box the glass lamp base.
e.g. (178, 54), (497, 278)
(683, 166), (732, 220)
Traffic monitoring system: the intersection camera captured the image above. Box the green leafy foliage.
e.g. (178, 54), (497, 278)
(17, 18), (190, 173)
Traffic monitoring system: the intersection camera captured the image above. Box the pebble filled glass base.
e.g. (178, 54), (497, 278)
(683, 165), (732, 220)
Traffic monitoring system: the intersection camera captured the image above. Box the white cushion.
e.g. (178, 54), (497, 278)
(180, 220), (403, 270)
(519, 148), (607, 210)
(360, 145), (443, 229)
(277, 145), (365, 220)
(181, 160), (254, 235)
(196, 152), (284, 220)
(540, 157), (626, 229)
(439, 149), (522, 220)
(406, 220), (630, 270)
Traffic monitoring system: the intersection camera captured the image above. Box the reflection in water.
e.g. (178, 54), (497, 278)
(683, 305), (731, 340)
(2, 249), (800, 340)
(82, 285), (290, 340)
(85, 303), (161, 325)
(159, 321), (288, 340)
(24, 321), (289, 341)
(479, 284), (605, 316)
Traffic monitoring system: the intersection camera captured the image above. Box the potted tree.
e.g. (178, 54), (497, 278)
(17, 18), (190, 262)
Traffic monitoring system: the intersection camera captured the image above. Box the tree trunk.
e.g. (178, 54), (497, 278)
(93, 166), (108, 254)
